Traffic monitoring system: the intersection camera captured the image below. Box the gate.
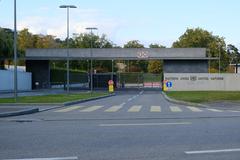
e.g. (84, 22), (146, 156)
(117, 72), (162, 89)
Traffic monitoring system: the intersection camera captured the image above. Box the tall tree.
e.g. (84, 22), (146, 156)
(0, 28), (13, 69)
(172, 28), (228, 71)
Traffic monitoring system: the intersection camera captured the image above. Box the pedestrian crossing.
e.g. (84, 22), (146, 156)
(53, 105), (240, 114)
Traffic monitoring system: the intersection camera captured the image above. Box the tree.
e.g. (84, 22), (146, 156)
(0, 28), (13, 69)
(172, 28), (229, 71)
(123, 40), (144, 48)
(227, 44), (240, 73)
(18, 29), (34, 57)
(147, 44), (165, 73)
(227, 44), (240, 64)
(149, 43), (165, 48)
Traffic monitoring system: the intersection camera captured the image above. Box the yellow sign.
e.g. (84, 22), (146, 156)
(109, 85), (114, 92)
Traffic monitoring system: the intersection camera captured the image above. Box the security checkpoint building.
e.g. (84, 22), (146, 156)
(25, 48), (214, 89)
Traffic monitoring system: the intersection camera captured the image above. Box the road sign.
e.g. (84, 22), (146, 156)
(166, 81), (172, 88)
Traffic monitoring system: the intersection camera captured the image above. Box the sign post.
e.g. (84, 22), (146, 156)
(108, 80), (114, 93)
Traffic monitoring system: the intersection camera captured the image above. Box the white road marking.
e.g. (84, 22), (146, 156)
(104, 106), (122, 112)
(79, 106), (104, 112)
(127, 98), (133, 102)
(128, 105), (142, 112)
(186, 106), (202, 112)
(150, 106), (161, 112)
(4, 157), (78, 160)
(207, 108), (223, 112)
(139, 91), (144, 95)
(119, 102), (126, 106)
(185, 148), (240, 154)
(170, 106), (182, 112)
(55, 106), (84, 112)
(99, 122), (191, 127)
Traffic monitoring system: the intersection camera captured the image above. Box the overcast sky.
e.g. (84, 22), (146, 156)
(0, 0), (239, 47)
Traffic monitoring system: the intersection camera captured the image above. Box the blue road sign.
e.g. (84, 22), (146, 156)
(166, 81), (173, 88)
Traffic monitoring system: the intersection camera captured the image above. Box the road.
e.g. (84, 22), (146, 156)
(1, 91), (240, 160)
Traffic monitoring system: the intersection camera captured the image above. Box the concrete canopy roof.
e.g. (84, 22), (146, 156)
(25, 48), (214, 60)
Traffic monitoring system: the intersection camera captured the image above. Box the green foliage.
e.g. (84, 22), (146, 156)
(172, 28), (229, 71)
(148, 60), (162, 73)
(124, 40), (144, 48)
(0, 28), (13, 69)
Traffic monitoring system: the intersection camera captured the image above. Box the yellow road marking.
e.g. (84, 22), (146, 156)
(79, 106), (104, 112)
(169, 106), (182, 112)
(104, 106), (122, 112)
(186, 106), (202, 112)
(150, 106), (161, 112)
(207, 108), (223, 112)
(128, 105), (142, 112)
(55, 106), (84, 112)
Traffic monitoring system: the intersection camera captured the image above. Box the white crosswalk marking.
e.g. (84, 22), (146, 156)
(79, 106), (104, 112)
(104, 106), (122, 112)
(186, 106), (202, 112)
(150, 106), (161, 112)
(55, 106), (84, 112)
(128, 105), (142, 112)
(207, 108), (223, 112)
(169, 106), (182, 112)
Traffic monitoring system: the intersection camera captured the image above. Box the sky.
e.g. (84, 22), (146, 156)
(0, 0), (239, 48)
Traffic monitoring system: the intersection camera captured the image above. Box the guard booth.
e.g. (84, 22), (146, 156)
(25, 48), (212, 91)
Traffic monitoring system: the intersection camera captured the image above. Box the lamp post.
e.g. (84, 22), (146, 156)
(59, 5), (77, 93)
(14, 0), (18, 102)
(86, 27), (98, 93)
(218, 44), (221, 74)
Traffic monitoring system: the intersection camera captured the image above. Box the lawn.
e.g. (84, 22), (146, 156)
(165, 91), (240, 103)
(0, 92), (109, 104)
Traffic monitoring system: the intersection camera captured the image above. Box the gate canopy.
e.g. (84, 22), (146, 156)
(25, 48), (213, 60)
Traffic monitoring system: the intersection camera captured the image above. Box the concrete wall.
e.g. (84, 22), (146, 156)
(26, 48), (207, 60)
(164, 73), (240, 91)
(26, 60), (50, 89)
(164, 60), (208, 73)
(0, 70), (32, 91)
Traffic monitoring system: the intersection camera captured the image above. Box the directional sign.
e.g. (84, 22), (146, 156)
(166, 81), (173, 88)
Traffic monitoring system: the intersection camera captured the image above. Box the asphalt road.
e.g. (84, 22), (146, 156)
(1, 91), (240, 160)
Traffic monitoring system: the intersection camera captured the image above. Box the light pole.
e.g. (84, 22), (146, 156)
(86, 27), (98, 93)
(218, 44), (221, 73)
(14, 0), (18, 102)
(59, 5), (77, 93)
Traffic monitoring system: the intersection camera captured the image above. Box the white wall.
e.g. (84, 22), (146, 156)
(0, 70), (32, 91)
(164, 73), (240, 91)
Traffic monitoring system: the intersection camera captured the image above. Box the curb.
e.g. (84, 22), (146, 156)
(161, 92), (209, 108)
(0, 93), (115, 117)
(0, 108), (39, 118)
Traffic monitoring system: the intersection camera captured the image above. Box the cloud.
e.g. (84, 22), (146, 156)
(16, 8), (124, 41)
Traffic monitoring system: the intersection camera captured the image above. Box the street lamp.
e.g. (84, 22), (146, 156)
(86, 27), (98, 93)
(59, 5), (77, 93)
(14, 0), (18, 102)
(218, 44), (221, 74)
